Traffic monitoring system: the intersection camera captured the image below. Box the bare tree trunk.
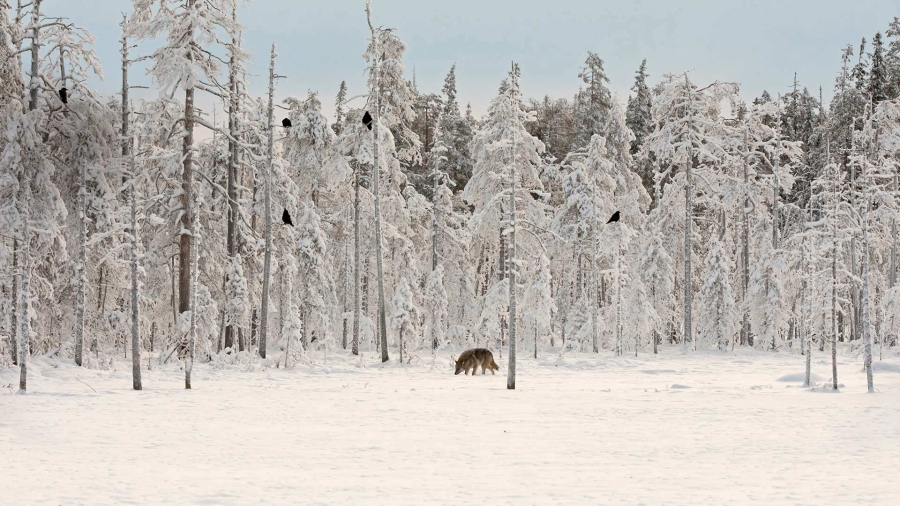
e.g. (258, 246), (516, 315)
(803, 242), (812, 388)
(224, 9), (240, 351)
(130, 138), (142, 391)
(258, 44), (277, 359)
(73, 158), (87, 366)
(590, 184), (598, 353)
(10, 241), (17, 365)
(862, 196), (874, 393)
(18, 0), (41, 393)
(17, 183), (31, 393)
(179, 1), (196, 351)
(367, 4), (390, 363)
(507, 71), (518, 390)
(352, 163), (361, 356)
(432, 172), (440, 272)
(741, 127), (751, 347)
(682, 84), (694, 348)
(772, 104), (782, 251)
(185, 201), (199, 390)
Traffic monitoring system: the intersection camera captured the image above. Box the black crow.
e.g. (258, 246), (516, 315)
(362, 110), (373, 131)
(282, 209), (294, 227)
(59, 87), (68, 104)
(282, 118), (292, 128)
(606, 211), (620, 224)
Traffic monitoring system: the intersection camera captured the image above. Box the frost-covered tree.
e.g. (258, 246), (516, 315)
(697, 235), (737, 351)
(636, 228), (674, 353)
(464, 63), (545, 388)
(129, 0), (244, 362)
(626, 59), (652, 155)
(423, 264), (448, 352)
(430, 65), (474, 193)
(573, 52), (612, 150)
(391, 277), (416, 363)
(644, 73), (738, 348)
(522, 254), (555, 358)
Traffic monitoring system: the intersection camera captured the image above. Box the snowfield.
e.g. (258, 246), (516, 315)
(3, 346), (900, 505)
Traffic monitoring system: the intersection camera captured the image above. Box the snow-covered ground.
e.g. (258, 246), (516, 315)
(3, 346), (899, 505)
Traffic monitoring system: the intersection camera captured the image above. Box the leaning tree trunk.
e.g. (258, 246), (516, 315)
(258, 44), (277, 359)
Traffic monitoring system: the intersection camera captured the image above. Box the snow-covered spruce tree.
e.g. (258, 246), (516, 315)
(423, 262), (449, 354)
(283, 91), (346, 349)
(294, 204), (334, 349)
(332, 80), (348, 136)
(697, 233), (737, 351)
(431, 64), (475, 193)
(364, 0), (423, 361)
(748, 224), (789, 352)
(626, 59), (654, 194)
(636, 225), (675, 353)
(521, 254), (555, 358)
(572, 52), (612, 150)
(724, 99), (801, 347)
(390, 277), (417, 364)
(644, 73), (738, 349)
(464, 64), (545, 389)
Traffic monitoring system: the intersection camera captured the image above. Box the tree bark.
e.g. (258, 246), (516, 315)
(352, 163), (361, 356)
(682, 74), (694, 348)
(507, 78), (518, 390)
(258, 44), (277, 359)
(224, 10), (240, 351)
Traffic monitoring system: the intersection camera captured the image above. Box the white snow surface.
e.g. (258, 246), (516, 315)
(3, 346), (900, 505)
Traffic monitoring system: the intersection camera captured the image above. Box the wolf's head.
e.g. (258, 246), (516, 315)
(453, 356), (464, 375)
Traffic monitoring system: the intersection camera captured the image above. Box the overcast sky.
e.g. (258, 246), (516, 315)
(47, 0), (899, 122)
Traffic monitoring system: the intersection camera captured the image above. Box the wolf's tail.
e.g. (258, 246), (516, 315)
(490, 359), (499, 370)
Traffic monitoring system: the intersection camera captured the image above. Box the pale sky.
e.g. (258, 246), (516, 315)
(46, 0), (899, 124)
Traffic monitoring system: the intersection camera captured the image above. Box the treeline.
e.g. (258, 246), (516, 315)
(1, 1), (899, 392)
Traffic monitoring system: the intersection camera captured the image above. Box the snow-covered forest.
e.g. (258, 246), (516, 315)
(2, 0), (900, 398)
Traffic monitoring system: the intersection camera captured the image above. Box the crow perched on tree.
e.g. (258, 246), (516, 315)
(282, 209), (294, 227)
(59, 87), (67, 104)
(606, 211), (620, 224)
(282, 118), (292, 128)
(362, 110), (373, 130)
